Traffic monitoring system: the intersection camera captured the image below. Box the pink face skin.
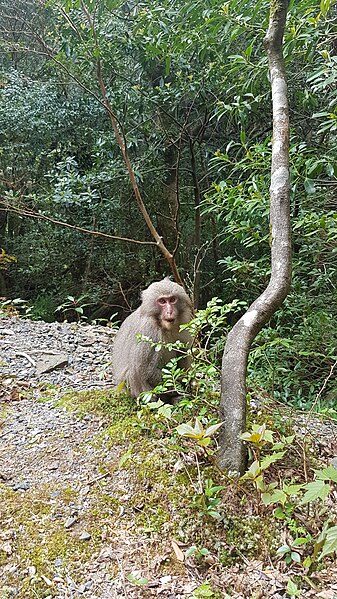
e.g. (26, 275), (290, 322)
(157, 296), (178, 330)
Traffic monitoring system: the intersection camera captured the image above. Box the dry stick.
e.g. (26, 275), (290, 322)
(189, 139), (202, 309)
(0, 203), (155, 246)
(86, 472), (109, 486)
(96, 65), (184, 285)
(15, 352), (36, 366)
(307, 360), (337, 418)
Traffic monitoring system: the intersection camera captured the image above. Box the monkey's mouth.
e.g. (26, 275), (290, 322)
(162, 319), (176, 330)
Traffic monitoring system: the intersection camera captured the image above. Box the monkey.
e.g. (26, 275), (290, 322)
(112, 278), (193, 398)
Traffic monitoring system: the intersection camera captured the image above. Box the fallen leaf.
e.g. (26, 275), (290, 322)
(171, 539), (184, 562)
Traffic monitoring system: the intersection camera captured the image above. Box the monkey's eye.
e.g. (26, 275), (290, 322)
(158, 298), (167, 305)
(169, 297), (177, 304)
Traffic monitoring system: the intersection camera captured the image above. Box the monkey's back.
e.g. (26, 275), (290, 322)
(112, 308), (162, 396)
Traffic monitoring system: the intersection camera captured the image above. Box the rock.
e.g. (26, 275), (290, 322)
(36, 353), (69, 375)
(47, 462), (59, 470)
(64, 516), (77, 529)
(12, 481), (30, 491)
(54, 558), (63, 567)
(79, 531), (91, 541)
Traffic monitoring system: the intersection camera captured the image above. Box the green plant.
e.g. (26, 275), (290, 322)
(0, 297), (29, 317)
(191, 581), (222, 598)
(192, 478), (226, 520)
(176, 418), (223, 449)
(240, 424), (294, 508)
(54, 294), (94, 322)
(27, 293), (58, 322)
(0, 248), (16, 270)
(127, 573), (149, 587)
(276, 537), (310, 565)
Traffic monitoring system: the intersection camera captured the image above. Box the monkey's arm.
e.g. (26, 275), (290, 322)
(128, 317), (164, 394)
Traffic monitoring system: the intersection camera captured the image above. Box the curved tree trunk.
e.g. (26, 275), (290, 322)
(217, 0), (291, 473)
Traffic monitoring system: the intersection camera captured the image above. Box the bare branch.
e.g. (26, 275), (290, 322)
(0, 200), (155, 246)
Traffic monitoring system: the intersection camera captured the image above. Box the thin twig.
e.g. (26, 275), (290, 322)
(16, 352), (36, 366)
(86, 472), (109, 486)
(0, 202), (155, 246)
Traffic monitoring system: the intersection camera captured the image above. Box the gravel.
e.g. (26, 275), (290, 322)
(0, 316), (116, 393)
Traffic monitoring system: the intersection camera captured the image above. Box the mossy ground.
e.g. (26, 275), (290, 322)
(2, 388), (335, 598)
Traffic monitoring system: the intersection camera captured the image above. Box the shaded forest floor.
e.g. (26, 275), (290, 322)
(0, 316), (337, 599)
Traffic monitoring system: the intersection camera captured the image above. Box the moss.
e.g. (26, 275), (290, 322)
(57, 389), (150, 447)
(1, 385), (302, 597)
(219, 514), (279, 565)
(0, 405), (9, 421)
(116, 438), (195, 535)
(0, 484), (104, 596)
(105, 414), (144, 443)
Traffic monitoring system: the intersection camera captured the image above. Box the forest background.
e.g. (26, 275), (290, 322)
(0, 0), (336, 411)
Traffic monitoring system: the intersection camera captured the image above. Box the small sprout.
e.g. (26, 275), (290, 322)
(176, 418), (223, 447)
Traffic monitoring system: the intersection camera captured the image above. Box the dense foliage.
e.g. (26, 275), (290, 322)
(0, 0), (336, 407)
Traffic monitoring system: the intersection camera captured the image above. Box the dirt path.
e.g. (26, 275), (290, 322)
(0, 317), (198, 598)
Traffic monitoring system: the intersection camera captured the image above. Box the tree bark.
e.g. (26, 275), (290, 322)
(217, 0), (291, 473)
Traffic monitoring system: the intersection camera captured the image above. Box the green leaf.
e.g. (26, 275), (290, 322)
(127, 573), (149, 586)
(320, 0), (331, 17)
(283, 483), (303, 496)
(303, 178), (316, 194)
(119, 448), (132, 467)
(290, 551), (301, 563)
(260, 451), (285, 470)
(274, 507), (286, 519)
(185, 546), (197, 558)
(158, 404), (172, 419)
(204, 422), (223, 437)
(241, 460), (261, 480)
(293, 537), (308, 547)
(176, 423), (198, 436)
(319, 526), (337, 559)
(301, 480), (331, 504)
(176, 418), (205, 439)
(276, 544), (290, 555)
(262, 489), (287, 506)
(303, 556), (312, 568)
(197, 437), (211, 447)
(286, 579), (299, 596)
(315, 465), (337, 483)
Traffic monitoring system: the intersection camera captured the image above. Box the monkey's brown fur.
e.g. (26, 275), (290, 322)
(113, 279), (193, 397)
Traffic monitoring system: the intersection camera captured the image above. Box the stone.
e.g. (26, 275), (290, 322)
(36, 353), (68, 375)
(12, 481), (30, 491)
(64, 517), (77, 529)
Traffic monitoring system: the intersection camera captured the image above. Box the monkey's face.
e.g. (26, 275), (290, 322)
(157, 295), (179, 331)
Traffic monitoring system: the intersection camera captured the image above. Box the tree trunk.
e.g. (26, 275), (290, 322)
(217, 0), (291, 473)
